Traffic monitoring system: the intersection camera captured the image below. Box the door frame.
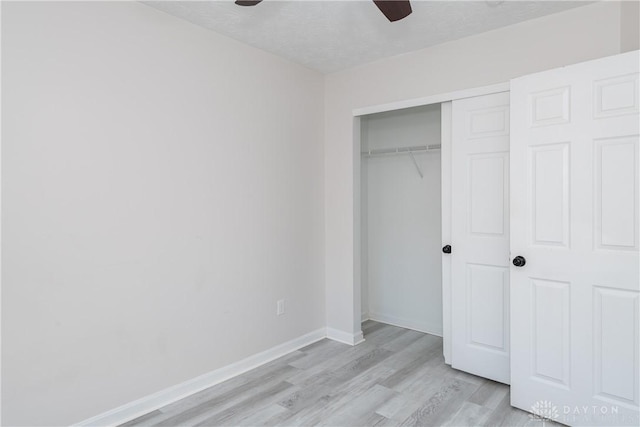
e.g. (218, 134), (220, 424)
(351, 82), (510, 362)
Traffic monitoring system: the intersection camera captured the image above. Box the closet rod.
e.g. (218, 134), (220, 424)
(361, 144), (441, 158)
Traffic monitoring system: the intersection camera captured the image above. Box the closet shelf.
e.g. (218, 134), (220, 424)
(361, 144), (440, 179)
(361, 144), (441, 158)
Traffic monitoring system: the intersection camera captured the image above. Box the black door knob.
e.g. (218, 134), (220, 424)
(442, 245), (452, 254)
(513, 256), (526, 267)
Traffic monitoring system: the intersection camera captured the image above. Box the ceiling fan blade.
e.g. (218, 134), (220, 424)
(235, 0), (263, 6)
(373, 0), (412, 22)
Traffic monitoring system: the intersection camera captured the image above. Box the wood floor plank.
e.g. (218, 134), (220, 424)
(285, 346), (395, 397)
(376, 400), (424, 427)
(194, 381), (296, 426)
(150, 349), (304, 425)
(318, 384), (396, 427)
(277, 381), (334, 413)
(287, 341), (387, 386)
(154, 365), (299, 426)
(360, 411), (390, 426)
(118, 321), (538, 427)
(118, 410), (164, 427)
(389, 353), (452, 395)
(467, 379), (510, 410)
(482, 393), (517, 427)
(252, 350), (307, 373)
(398, 378), (480, 427)
(382, 329), (433, 352)
(442, 401), (492, 427)
(363, 324), (410, 346)
(331, 347), (394, 380)
(373, 389), (408, 419)
(381, 333), (441, 369)
(453, 366), (488, 386)
(380, 345), (442, 390)
(362, 319), (385, 334)
(235, 404), (289, 427)
(482, 393), (563, 427)
(275, 363), (397, 426)
(289, 340), (350, 370)
(297, 338), (346, 354)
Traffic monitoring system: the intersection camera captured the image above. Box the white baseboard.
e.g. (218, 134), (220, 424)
(326, 327), (365, 346)
(361, 312), (370, 322)
(73, 328), (326, 427)
(369, 312), (443, 337)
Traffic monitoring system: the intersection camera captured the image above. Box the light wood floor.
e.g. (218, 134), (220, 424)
(121, 321), (544, 427)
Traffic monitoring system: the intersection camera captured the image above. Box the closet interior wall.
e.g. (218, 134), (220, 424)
(361, 104), (443, 335)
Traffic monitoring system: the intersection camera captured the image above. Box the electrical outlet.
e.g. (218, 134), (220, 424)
(277, 299), (285, 316)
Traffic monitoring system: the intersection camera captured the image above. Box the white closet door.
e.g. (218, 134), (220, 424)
(510, 51), (639, 426)
(451, 92), (511, 384)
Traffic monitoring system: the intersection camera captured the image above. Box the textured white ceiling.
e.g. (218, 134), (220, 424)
(144, 1), (592, 73)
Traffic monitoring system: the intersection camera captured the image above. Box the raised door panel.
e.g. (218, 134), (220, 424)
(593, 74), (639, 119)
(469, 153), (508, 236)
(594, 137), (638, 251)
(530, 143), (570, 248)
(593, 287), (639, 408)
(530, 86), (571, 127)
(467, 264), (509, 353)
(469, 106), (509, 139)
(531, 278), (571, 388)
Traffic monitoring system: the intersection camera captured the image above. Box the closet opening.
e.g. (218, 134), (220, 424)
(360, 103), (444, 338)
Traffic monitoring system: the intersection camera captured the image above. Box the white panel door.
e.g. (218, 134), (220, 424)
(451, 92), (510, 384)
(510, 51), (639, 426)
